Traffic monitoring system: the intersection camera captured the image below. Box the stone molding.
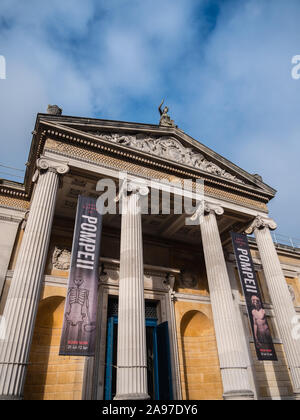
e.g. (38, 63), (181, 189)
(0, 215), (23, 224)
(0, 206), (25, 224)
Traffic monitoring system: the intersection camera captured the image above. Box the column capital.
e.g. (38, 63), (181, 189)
(33, 157), (69, 182)
(245, 215), (277, 235)
(189, 200), (224, 223)
(116, 180), (149, 202)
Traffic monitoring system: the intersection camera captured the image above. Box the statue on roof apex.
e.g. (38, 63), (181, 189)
(158, 99), (176, 128)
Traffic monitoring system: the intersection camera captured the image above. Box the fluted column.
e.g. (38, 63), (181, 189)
(0, 157), (69, 399)
(114, 181), (150, 400)
(246, 216), (300, 398)
(0, 209), (24, 297)
(193, 201), (254, 400)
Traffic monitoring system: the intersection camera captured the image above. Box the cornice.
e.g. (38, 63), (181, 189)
(0, 185), (27, 199)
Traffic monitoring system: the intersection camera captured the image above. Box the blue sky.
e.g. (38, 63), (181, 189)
(0, 0), (300, 238)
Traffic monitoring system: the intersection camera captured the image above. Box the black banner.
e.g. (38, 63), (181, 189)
(59, 196), (102, 356)
(231, 232), (277, 361)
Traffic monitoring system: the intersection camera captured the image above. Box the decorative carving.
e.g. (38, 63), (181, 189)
(163, 273), (176, 291)
(21, 211), (30, 230)
(92, 132), (244, 183)
(52, 246), (71, 270)
(170, 290), (177, 302)
(179, 269), (198, 289)
(288, 284), (296, 302)
(99, 267), (119, 282)
(245, 216), (277, 235)
(158, 99), (176, 128)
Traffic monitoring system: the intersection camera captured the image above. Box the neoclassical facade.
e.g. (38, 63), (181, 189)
(0, 107), (300, 400)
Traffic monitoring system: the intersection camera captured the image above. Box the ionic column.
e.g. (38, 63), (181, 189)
(193, 201), (254, 400)
(114, 181), (150, 400)
(0, 157), (69, 399)
(246, 216), (300, 398)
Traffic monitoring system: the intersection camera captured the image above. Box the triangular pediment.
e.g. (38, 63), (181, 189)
(37, 114), (276, 198)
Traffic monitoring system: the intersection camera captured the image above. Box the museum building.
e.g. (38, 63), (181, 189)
(0, 105), (300, 400)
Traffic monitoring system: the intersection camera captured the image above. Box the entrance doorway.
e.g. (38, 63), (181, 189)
(104, 298), (173, 400)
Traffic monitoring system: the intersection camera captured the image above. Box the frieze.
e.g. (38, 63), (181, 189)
(91, 132), (245, 184)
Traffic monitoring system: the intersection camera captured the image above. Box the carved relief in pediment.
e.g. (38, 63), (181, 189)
(92, 132), (244, 184)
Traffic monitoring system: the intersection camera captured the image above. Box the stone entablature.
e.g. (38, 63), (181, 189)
(43, 138), (269, 212)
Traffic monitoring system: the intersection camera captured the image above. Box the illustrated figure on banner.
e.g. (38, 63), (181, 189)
(64, 275), (95, 349)
(251, 295), (272, 349)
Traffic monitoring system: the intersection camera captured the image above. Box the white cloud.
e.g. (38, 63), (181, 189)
(0, 0), (299, 236)
(172, 0), (300, 237)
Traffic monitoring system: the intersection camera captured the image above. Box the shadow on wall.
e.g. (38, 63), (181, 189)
(180, 310), (223, 400)
(23, 296), (84, 400)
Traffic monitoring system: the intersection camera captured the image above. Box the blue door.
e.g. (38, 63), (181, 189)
(156, 322), (173, 400)
(104, 317), (172, 400)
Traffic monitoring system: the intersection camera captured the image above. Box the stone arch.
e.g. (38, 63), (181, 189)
(180, 309), (223, 400)
(23, 295), (84, 400)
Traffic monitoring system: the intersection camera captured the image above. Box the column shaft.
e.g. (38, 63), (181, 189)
(0, 212), (23, 297)
(0, 158), (68, 399)
(254, 225), (300, 396)
(115, 185), (149, 400)
(200, 208), (254, 400)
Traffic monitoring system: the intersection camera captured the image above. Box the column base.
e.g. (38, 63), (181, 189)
(114, 393), (150, 401)
(293, 392), (300, 401)
(223, 390), (254, 401)
(0, 395), (23, 400)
